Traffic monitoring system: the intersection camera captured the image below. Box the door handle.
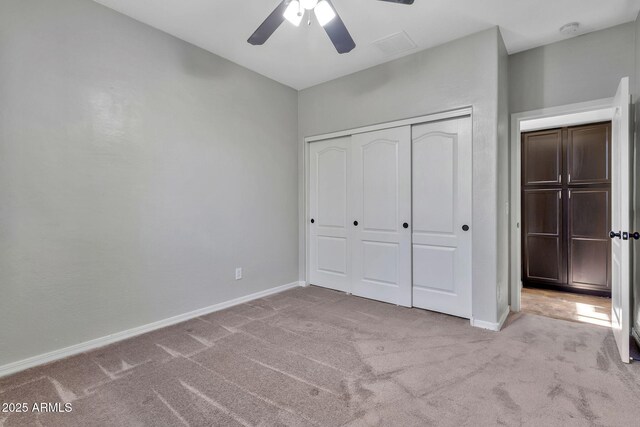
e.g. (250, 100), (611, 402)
(462, 225), (470, 231)
(310, 218), (315, 224)
(626, 231), (640, 240)
(610, 231), (621, 239)
(353, 220), (358, 226)
(403, 222), (409, 229)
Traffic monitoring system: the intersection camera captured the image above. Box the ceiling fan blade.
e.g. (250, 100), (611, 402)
(377, 0), (414, 4)
(247, 0), (289, 45)
(323, 1), (356, 54)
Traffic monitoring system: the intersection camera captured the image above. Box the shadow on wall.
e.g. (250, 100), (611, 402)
(348, 72), (393, 97)
(180, 46), (233, 80)
(509, 48), (545, 113)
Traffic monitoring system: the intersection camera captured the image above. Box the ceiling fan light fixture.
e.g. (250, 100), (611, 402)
(250, 0), (414, 53)
(300, 0), (319, 10)
(284, 1), (303, 26)
(315, 0), (336, 27)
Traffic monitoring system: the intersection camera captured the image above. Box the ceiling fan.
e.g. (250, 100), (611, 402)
(248, 0), (414, 54)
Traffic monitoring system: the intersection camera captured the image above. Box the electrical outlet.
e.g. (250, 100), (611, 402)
(235, 268), (242, 280)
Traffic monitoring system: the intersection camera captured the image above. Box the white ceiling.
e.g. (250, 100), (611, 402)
(92, 0), (640, 89)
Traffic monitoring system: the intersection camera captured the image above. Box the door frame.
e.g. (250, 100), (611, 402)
(303, 106), (473, 295)
(510, 98), (614, 312)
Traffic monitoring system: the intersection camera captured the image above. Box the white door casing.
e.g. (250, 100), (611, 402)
(351, 127), (412, 307)
(309, 137), (351, 293)
(411, 117), (473, 318)
(610, 77), (631, 364)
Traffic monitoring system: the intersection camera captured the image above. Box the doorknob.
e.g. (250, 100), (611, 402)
(310, 218), (315, 224)
(403, 222), (409, 229)
(610, 231), (621, 239)
(462, 225), (470, 231)
(353, 220), (358, 226)
(623, 231), (640, 240)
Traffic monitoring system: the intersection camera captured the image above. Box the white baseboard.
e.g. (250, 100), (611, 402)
(0, 281), (303, 379)
(497, 306), (511, 330)
(470, 306), (510, 332)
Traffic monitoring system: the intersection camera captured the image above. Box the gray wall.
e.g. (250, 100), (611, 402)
(298, 28), (507, 325)
(497, 31), (510, 319)
(0, 0), (298, 367)
(509, 23), (636, 113)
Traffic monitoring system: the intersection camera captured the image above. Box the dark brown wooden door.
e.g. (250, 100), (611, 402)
(567, 125), (610, 184)
(522, 129), (562, 186)
(568, 188), (610, 291)
(522, 189), (564, 284)
(522, 122), (611, 296)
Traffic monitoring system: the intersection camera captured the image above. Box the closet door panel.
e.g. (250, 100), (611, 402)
(568, 189), (611, 290)
(526, 236), (562, 280)
(522, 189), (564, 284)
(570, 189), (609, 237)
(351, 127), (411, 307)
(571, 240), (609, 287)
(525, 190), (560, 234)
(522, 130), (562, 185)
(361, 140), (399, 232)
(412, 129), (455, 234)
(309, 137), (351, 292)
(411, 116), (472, 319)
(567, 123), (610, 185)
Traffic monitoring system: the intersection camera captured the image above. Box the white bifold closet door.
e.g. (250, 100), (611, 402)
(309, 137), (351, 293)
(351, 127), (412, 307)
(411, 116), (472, 318)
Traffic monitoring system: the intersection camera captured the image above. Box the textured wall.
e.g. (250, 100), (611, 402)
(0, 0), (298, 367)
(497, 30), (510, 320)
(509, 23), (636, 113)
(298, 28), (505, 326)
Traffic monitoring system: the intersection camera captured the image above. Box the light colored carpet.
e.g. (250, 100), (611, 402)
(1, 286), (639, 426)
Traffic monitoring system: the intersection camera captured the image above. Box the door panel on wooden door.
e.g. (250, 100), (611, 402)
(567, 123), (610, 184)
(309, 137), (351, 292)
(522, 189), (564, 284)
(522, 130), (562, 185)
(610, 77), (631, 363)
(351, 127), (411, 307)
(568, 189), (610, 290)
(411, 117), (472, 319)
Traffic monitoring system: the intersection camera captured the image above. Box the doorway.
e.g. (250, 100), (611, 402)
(520, 122), (613, 326)
(510, 77), (633, 364)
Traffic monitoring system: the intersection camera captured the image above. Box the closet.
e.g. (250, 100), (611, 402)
(521, 122), (611, 296)
(308, 115), (472, 318)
